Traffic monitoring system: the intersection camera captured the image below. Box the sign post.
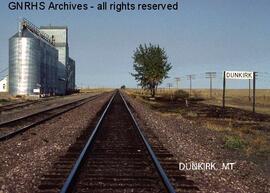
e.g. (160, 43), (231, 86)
(222, 71), (226, 110)
(253, 72), (256, 113)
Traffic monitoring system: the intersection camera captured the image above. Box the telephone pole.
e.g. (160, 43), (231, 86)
(175, 77), (180, 89)
(167, 83), (173, 90)
(187, 75), (195, 97)
(205, 72), (216, 98)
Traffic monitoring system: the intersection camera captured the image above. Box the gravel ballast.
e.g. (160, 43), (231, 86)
(0, 93), (112, 193)
(124, 93), (270, 193)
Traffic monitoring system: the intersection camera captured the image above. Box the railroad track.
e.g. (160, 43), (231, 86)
(0, 100), (40, 112)
(0, 96), (64, 113)
(0, 94), (104, 141)
(38, 91), (198, 193)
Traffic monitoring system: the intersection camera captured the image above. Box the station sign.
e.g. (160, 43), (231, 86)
(33, 88), (40, 93)
(225, 71), (253, 80)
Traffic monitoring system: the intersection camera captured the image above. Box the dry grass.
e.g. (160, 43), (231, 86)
(0, 92), (20, 105)
(205, 121), (232, 132)
(190, 89), (270, 115)
(0, 92), (9, 99)
(79, 88), (113, 93)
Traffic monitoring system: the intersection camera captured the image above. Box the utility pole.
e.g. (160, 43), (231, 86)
(187, 75), (195, 97)
(205, 72), (216, 98)
(167, 83), (173, 90)
(175, 77), (180, 89)
(167, 83), (173, 101)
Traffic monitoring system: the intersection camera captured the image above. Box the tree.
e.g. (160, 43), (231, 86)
(132, 43), (172, 97)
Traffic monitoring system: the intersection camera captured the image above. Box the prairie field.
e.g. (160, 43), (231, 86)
(130, 88), (270, 115)
(79, 88), (114, 93)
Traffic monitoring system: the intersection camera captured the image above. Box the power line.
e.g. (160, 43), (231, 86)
(0, 67), (8, 74)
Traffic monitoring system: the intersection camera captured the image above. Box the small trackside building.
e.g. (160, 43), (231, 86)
(0, 76), (8, 92)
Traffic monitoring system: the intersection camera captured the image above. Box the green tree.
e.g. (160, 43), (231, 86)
(132, 43), (172, 97)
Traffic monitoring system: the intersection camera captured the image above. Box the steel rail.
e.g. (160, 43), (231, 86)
(119, 92), (176, 193)
(59, 92), (116, 193)
(0, 94), (103, 141)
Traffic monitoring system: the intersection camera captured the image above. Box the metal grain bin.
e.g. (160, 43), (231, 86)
(9, 37), (41, 96)
(39, 40), (59, 95)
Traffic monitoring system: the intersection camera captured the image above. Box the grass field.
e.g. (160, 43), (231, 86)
(188, 89), (270, 115)
(79, 88), (113, 93)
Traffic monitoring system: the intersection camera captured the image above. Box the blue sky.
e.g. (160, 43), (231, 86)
(0, 0), (270, 88)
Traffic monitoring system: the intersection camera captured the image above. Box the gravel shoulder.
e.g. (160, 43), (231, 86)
(0, 92), (112, 193)
(124, 92), (270, 193)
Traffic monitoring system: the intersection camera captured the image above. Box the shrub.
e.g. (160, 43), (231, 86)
(0, 99), (9, 103)
(174, 89), (189, 99)
(224, 135), (246, 150)
(186, 111), (198, 117)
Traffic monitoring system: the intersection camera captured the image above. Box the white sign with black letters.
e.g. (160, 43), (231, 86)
(33, 88), (40, 93)
(225, 71), (253, 80)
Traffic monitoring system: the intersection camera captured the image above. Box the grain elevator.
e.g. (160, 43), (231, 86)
(8, 18), (76, 96)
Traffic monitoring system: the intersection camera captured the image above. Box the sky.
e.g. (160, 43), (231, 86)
(0, 0), (270, 88)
